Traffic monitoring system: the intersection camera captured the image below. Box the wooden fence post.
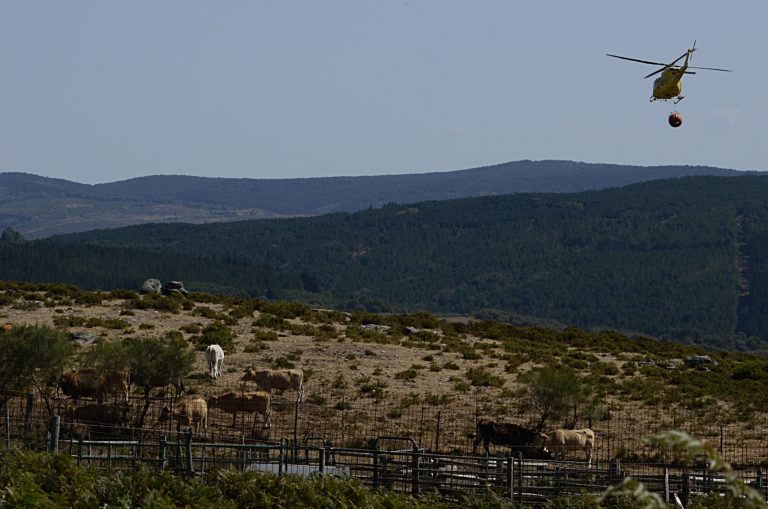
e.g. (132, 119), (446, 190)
(434, 411), (441, 453)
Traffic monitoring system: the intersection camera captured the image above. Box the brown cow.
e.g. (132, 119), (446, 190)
(240, 368), (303, 403)
(0, 323), (12, 333)
(70, 402), (132, 438)
(472, 419), (550, 458)
(160, 396), (208, 433)
(208, 391), (272, 433)
(537, 428), (595, 465)
(60, 369), (130, 403)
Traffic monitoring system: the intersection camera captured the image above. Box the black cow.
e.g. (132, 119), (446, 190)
(472, 419), (550, 458)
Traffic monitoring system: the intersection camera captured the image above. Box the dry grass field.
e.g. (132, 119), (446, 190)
(2, 285), (768, 466)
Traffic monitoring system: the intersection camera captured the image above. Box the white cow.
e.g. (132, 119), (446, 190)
(205, 344), (224, 379)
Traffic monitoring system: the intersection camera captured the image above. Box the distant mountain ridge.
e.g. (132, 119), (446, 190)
(0, 160), (748, 238)
(5, 174), (768, 352)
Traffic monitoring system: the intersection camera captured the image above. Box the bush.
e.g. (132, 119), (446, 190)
(197, 322), (236, 353)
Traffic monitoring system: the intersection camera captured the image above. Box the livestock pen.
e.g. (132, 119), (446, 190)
(21, 419), (768, 506)
(4, 388), (768, 466)
(2, 387), (768, 505)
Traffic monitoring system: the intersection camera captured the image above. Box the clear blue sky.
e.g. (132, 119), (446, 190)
(1, 1), (765, 184)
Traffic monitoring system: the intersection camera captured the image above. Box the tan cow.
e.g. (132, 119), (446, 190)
(60, 369), (130, 403)
(537, 428), (595, 465)
(240, 368), (303, 403)
(0, 323), (12, 333)
(160, 396), (208, 433)
(207, 391), (272, 433)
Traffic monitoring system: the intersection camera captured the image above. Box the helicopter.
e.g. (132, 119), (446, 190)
(607, 41), (731, 105)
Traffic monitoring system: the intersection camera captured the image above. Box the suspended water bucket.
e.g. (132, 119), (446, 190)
(668, 111), (683, 128)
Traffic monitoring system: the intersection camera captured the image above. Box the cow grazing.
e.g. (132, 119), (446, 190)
(60, 369), (130, 403)
(160, 396), (208, 433)
(240, 368), (303, 403)
(71, 402), (132, 437)
(207, 391), (272, 433)
(472, 419), (545, 457)
(205, 344), (224, 379)
(537, 428), (595, 465)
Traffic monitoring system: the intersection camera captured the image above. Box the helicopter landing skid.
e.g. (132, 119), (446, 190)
(673, 96), (685, 104)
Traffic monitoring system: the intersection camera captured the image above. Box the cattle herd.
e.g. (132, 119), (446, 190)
(53, 343), (597, 462)
(55, 344), (305, 439)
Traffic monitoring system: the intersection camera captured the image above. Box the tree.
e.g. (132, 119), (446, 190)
(0, 325), (75, 416)
(122, 336), (194, 428)
(0, 227), (26, 244)
(523, 366), (595, 431)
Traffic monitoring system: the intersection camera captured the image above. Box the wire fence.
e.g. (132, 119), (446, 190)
(4, 388), (768, 465)
(3, 387), (768, 505)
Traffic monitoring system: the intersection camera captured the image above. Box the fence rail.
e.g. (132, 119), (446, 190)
(4, 388), (768, 505)
(43, 424), (768, 506)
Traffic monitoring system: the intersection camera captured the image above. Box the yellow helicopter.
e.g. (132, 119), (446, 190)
(607, 41), (731, 104)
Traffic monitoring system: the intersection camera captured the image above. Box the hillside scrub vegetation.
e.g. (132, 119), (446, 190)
(4, 176), (768, 350)
(3, 281), (768, 431)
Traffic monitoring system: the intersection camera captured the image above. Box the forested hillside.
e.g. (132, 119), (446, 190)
(0, 161), (744, 238)
(3, 175), (768, 350)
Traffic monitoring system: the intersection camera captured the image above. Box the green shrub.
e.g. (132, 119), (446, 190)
(197, 322), (236, 352)
(466, 367), (505, 387)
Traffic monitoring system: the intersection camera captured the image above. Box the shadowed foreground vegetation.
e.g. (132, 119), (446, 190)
(0, 448), (760, 509)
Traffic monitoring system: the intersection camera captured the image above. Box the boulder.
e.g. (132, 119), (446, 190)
(140, 278), (162, 294)
(684, 355), (719, 369)
(162, 280), (189, 296)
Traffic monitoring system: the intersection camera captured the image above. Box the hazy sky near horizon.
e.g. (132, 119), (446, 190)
(1, 1), (766, 184)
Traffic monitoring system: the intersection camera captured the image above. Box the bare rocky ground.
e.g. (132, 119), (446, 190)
(0, 296), (506, 402)
(1, 291), (765, 463)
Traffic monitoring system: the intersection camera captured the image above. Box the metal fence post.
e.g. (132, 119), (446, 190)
(185, 427), (194, 477)
(507, 456), (514, 501)
(279, 438), (286, 476)
(664, 467), (670, 503)
(516, 452), (523, 505)
(373, 449), (380, 488)
(159, 435), (167, 470)
(77, 438), (83, 465)
(434, 410), (441, 452)
(411, 445), (420, 495)
(293, 400), (300, 462)
(49, 414), (60, 452)
(319, 448), (326, 474)
(23, 394), (33, 433)
(5, 405), (9, 449)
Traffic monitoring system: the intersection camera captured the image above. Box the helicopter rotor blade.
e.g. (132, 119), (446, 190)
(643, 67), (666, 79)
(687, 65), (731, 73)
(643, 51), (690, 79)
(606, 54), (669, 66)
